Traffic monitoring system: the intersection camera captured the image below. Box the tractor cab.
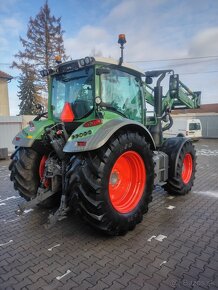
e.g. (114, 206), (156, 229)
(48, 56), (145, 126)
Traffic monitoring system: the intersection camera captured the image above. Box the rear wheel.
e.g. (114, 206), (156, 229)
(163, 140), (196, 195)
(9, 148), (60, 207)
(66, 131), (154, 235)
(9, 148), (41, 200)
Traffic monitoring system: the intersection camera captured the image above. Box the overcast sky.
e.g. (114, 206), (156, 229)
(0, 0), (218, 115)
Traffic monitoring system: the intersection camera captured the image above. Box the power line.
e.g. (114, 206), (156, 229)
(147, 58), (218, 70)
(2, 55), (218, 66)
(128, 55), (218, 63)
(180, 70), (218, 75)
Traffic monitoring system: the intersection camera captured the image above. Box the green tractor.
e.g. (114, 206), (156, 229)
(9, 35), (200, 235)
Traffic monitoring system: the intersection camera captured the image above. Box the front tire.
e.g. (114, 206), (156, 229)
(162, 140), (196, 195)
(66, 131), (154, 235)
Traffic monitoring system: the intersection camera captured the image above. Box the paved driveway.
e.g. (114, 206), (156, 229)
(0, 139), (217, 290)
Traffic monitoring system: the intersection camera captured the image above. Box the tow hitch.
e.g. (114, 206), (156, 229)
(15, 188), (55, 215)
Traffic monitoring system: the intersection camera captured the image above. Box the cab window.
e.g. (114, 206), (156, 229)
(101, 68), (143, 122)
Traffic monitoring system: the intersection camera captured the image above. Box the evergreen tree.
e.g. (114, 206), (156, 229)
(17, 67), (38, 115)
(12, 0), (66, 101)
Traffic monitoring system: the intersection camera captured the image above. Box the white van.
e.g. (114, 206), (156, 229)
(164, 118), (202, 141)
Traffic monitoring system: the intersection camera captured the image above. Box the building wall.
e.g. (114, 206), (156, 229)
(0, 116), (22, 152)
(0, 115), (36, 152)
(197, 115), (218, 138)
(0, 79), (10, 116)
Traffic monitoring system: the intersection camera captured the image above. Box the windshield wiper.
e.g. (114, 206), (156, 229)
(60, 75), (87, 82)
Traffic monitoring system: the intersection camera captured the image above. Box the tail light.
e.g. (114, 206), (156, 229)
(83, 119), (102, 127)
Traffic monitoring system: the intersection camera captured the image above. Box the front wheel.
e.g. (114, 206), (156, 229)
(66, 131), (154, 235)
(163, 139), (196, 195)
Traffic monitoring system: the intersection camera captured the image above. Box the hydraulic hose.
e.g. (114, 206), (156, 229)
(162, 113), (173, 132)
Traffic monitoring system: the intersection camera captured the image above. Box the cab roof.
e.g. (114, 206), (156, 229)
(94, 57), (145, 76)
(55, 56), (145, 77)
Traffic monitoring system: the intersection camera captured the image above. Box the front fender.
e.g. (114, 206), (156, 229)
(64, 118), (156, 153)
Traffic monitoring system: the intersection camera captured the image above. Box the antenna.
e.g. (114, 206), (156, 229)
(118, 34), (126, 65)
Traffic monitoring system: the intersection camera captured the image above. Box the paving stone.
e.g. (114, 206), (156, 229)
(88, 280), (109, 290)
(163, 274), (180, 288)
(116, 272), (135, 286)
(106, 281), (126, 290)
(85, 270), (106, 286)
(120, 281), (142, 290)
(0, 140), (217, 290)
(100, 272), (120, 286)
(207, 260), (218, 271)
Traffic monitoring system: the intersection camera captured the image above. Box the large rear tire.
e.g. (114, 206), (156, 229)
(162, 139), (196, 195)
(9, 148), (61, 208)
(66, 131), (154, 235)
(9, 148), (41, 200)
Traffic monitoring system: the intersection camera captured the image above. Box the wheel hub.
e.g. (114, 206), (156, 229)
(109, 151), (146, 214)
(110, 171), (120, 186)
(182, 153), (193, 184)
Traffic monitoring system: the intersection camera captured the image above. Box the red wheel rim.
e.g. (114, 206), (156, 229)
(39, 155), (49, 188)
(182, 153), (193, 184)
(109, 151), (146, 214)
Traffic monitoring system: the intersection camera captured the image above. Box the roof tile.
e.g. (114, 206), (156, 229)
(0, 70), (13, 80)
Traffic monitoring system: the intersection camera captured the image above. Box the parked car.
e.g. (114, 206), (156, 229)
(164, 118), (202, 141)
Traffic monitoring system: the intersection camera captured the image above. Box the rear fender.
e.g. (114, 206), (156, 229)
(63, 119), (156, 153)
(12, 119), (55, 148)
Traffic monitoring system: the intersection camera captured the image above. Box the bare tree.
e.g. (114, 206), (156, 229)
(13, 1), (67, 108)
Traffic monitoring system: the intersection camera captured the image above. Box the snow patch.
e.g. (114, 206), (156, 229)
(194, 191), (218, 198)
(0, 240), (13, 247)
(147, 234), (167, 242)
(196, 149), (218, 156)
(56, 270), (71, 280)
(0, 196), (19, 202)
(155, 234), (167, 242)
(48, 244), (61, 251)
(166, 205), (175, 210)
(166, 196), (175, 200)
(23, 209), (34, 214)
(160, 261), (167, 266)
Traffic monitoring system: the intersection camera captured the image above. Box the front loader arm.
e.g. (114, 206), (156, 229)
(170, 80), (201, 109)
(144, 79), (201, 113)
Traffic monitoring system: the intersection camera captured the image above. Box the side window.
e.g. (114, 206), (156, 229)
(101, 69), (142, 121)
(52, 79), (65, 116)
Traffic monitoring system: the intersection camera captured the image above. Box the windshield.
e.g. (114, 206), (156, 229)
(189, 122), (201, 130)
(52, 67), (94, 120)
(101, 68), (143, 122)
